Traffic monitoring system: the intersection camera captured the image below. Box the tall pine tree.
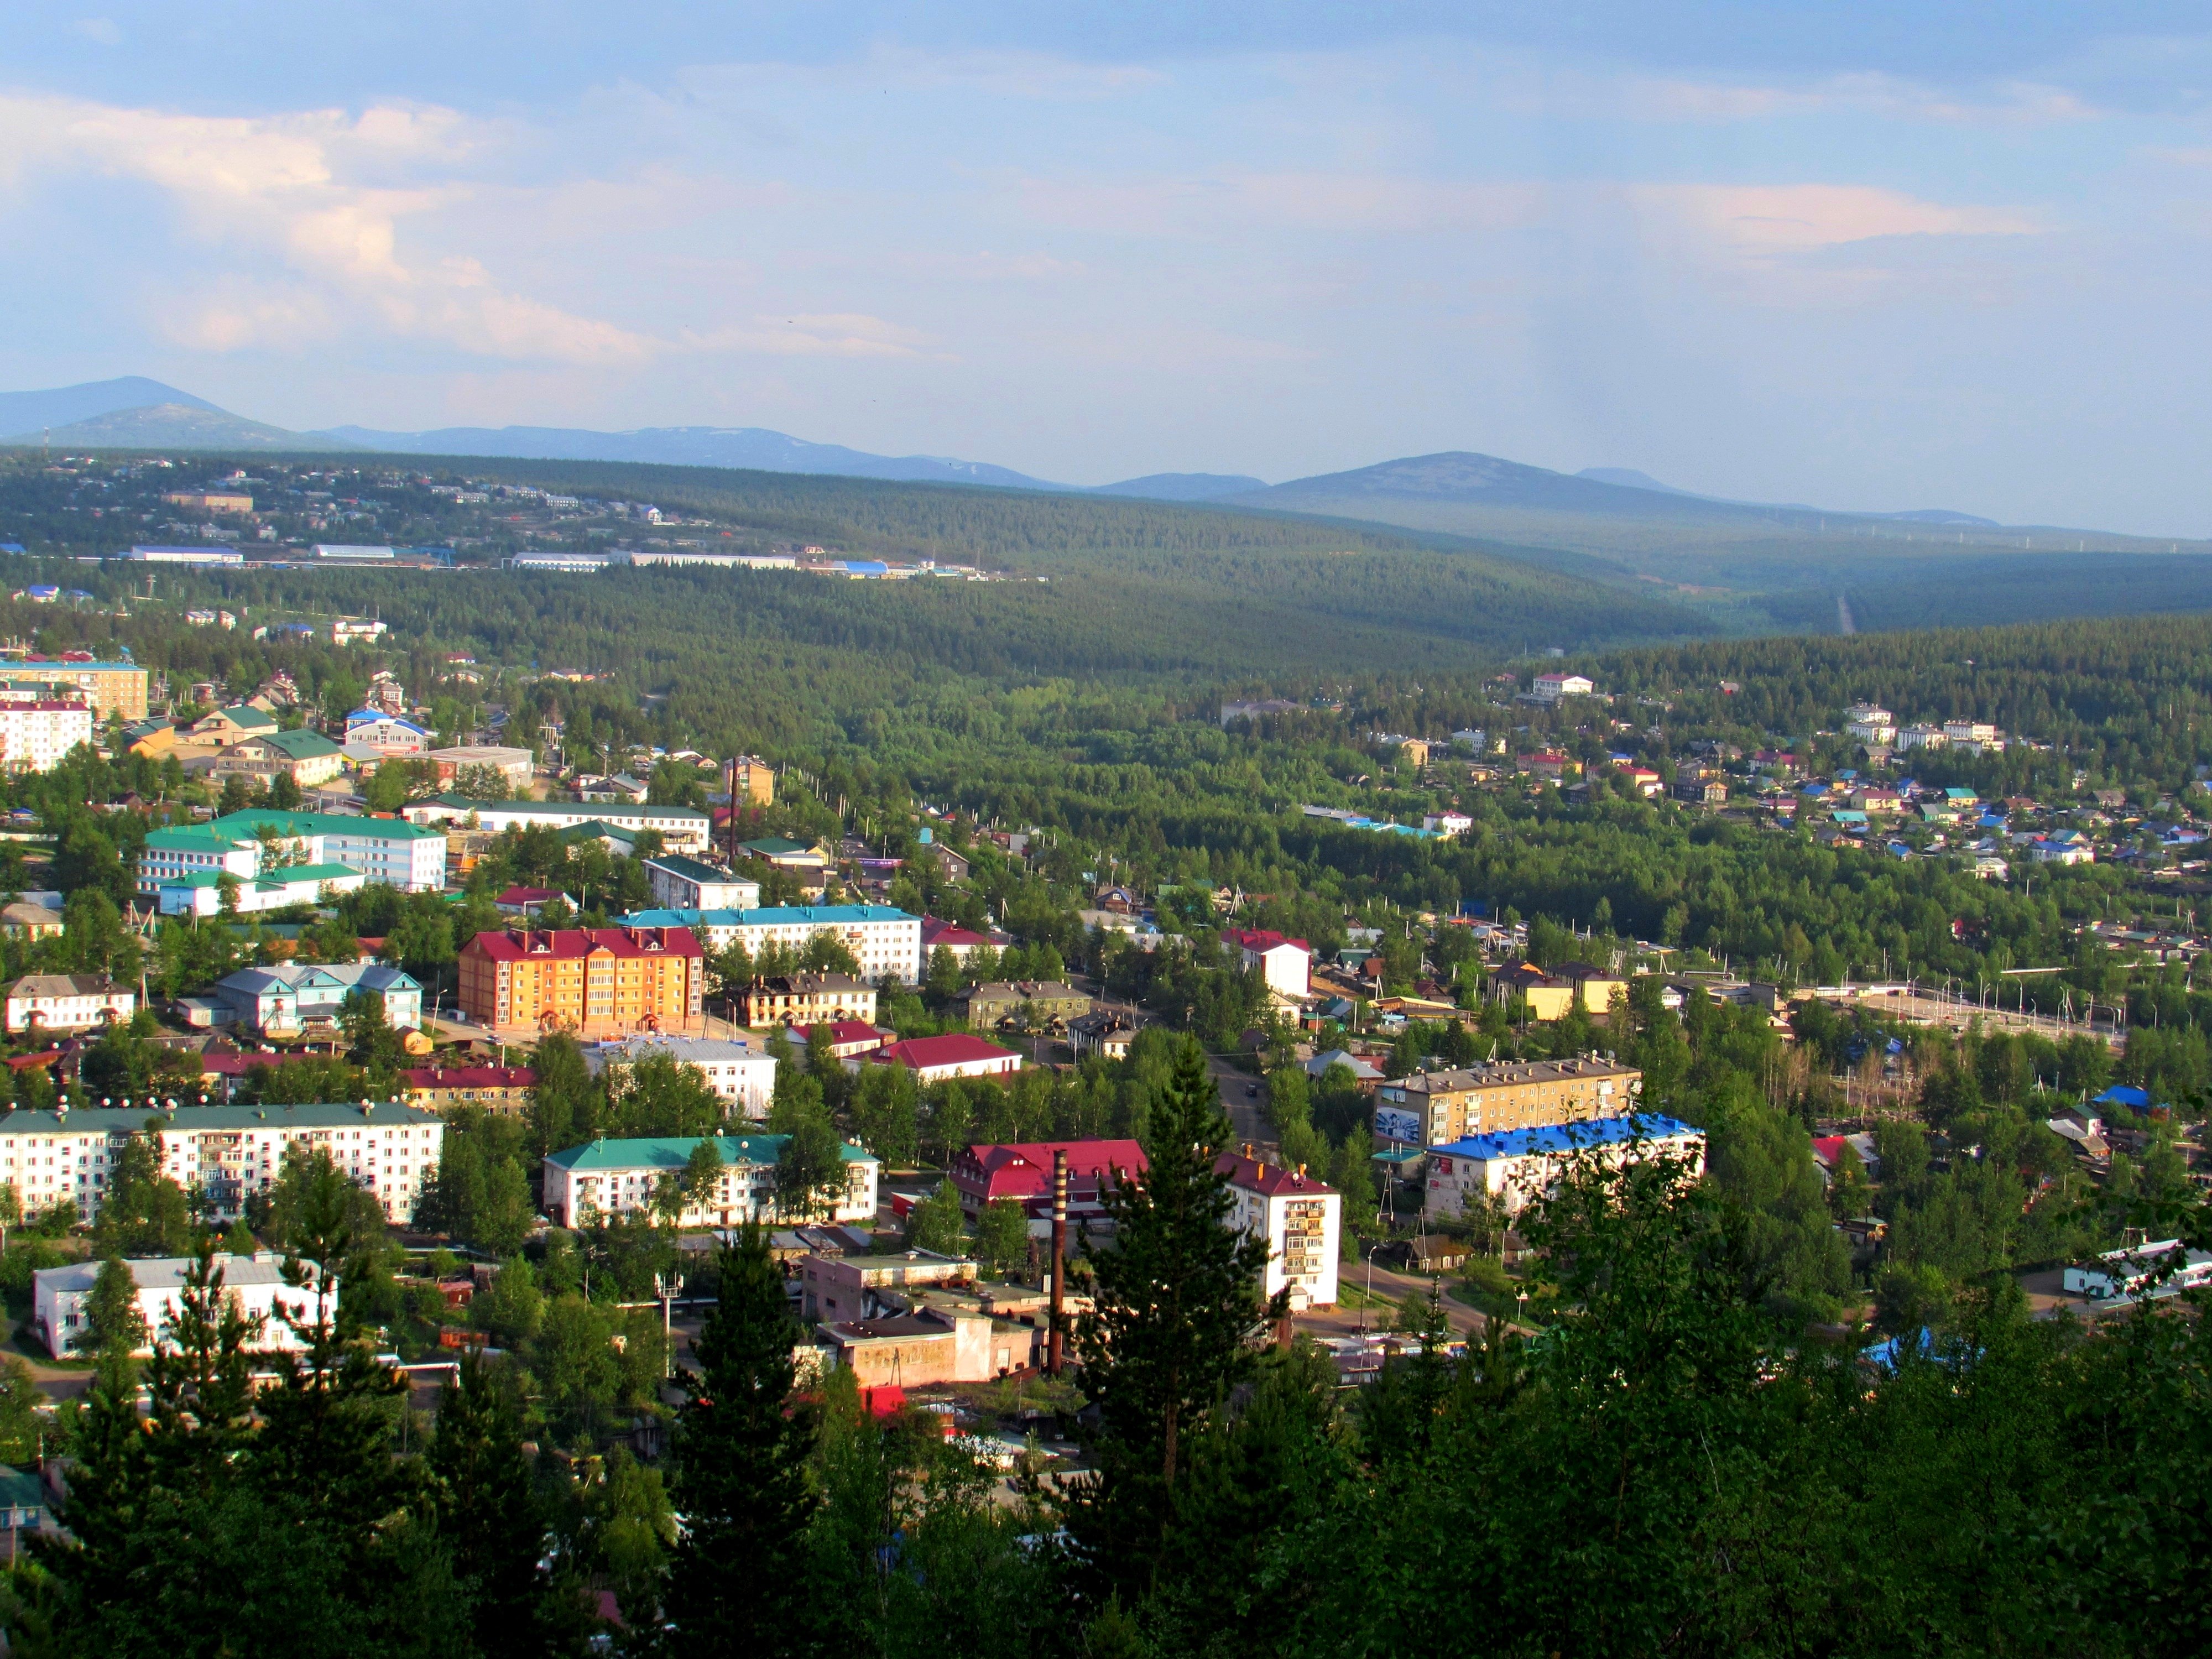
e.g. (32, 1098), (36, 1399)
(661, 1224), (815, 1655)
(1064, 1036), (1281, 1608)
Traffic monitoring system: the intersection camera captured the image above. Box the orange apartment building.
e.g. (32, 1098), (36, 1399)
(457, 925), (705, 1037)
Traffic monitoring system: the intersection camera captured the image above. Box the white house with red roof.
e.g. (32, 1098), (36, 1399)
(1217, 1149), (1340, 1310)
(813, 1019), (891, 1060)
(920, 916), (991, 963)
(947, 1138), (1146, 1222)
(1222, 928), (1311, 1000)
(869, 1033), (1023, 1085)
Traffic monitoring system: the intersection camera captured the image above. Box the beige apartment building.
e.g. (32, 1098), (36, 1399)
(1373, 1055), (1643, 1147)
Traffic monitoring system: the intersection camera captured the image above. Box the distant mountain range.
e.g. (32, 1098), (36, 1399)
(0, 375), (2008, 526)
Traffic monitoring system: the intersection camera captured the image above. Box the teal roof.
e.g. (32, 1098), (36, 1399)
(0, 1102), (439, 1131)
(256, 728), (343, 760)
(647, 853), (737, 882)
(544, 1133), (877, 1173)
(620, 904), (915, 927)
(213, 705), (278, 730)
(212, 809), (445, 842)
(260, 862), (361, 885)
(145, 825), (244, 852)
(561, 819), (639, 846)
(740, 837), (815, 858)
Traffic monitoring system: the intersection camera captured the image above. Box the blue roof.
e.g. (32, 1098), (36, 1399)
(839, 560), (890, 576)
(622, 904), (916, 927)
(1430, 1114), (1702, 1162)
(2094, 1085), (2156, 1111)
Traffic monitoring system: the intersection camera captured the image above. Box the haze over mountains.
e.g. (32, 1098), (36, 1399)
(0, 375), (2130, 540)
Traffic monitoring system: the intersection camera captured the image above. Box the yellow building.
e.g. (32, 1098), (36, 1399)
(1374, 1056), (1643, 1146)
(458, 925), (705, 1037)
(737, 973), (877, 1029)
(164, 491), (255, 515)
(0, 662), (148, 721)
(729, 754), (774, 805)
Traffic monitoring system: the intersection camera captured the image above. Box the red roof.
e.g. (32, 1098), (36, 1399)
(1215, 1150), (1335, 1197)
(921, 916), (987, 948)
(465, 926), (703, 962)
(1223, 927), (1310, 954)
(950, 1139), (1147, 1207)
(496, 886), (566, 906)
(872, 1033), (1020, 1071)
(402, 1065), (536, 1090)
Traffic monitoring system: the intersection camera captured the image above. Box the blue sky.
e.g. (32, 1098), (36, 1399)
(4, 3), (2212, 530)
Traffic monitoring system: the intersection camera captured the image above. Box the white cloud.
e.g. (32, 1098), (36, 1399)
(70, 18), (120, 46)
(684, 314), (935, 358)
(1631, 183), (2041, 255)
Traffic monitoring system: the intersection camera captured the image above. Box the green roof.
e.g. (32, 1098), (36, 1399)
(257, 728), (343, 760)
(544, 1133), (876, 1173)
(144, 825), (245, 853)
(740, 837), (815, 858)
(214, 705), (278, 730)
(212, 809), (446, 842)
(560, 819), (639, 846)
(431, 795), (707, 822)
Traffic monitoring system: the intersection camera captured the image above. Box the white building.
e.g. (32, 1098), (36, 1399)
(1531, 672), (1595, 703)
(331, 617), (388, 644)
(123, 545), (244, 565)
(2063, 1239), (2212, 1302)
(2, 974), (134, 1034)
(429, 745), (536, 790)
(1422, 812), (1473, 837)
(0, 699), (93, 773)
(1217, 1150), (1339, 1311)
(0, 1102), (444, 1225)
(1424, 1115), (1705, 1220)
(346, 711), (432, 755)
(643, 854), (762, 912)
(586, 1034), (778, 1119)
(1897, 723), (1949, 751)
(405, 795), (713, 853)
(540, 1131), (880, 1229)
(1223, 929), (1311, 1000)
(1845, 703), (1897, 745)
(1943, 721), (2002, 744)
(623, 903), (924, 983)
(868, 1033), (1024, 1084)
(138, 809), (448, 897)
(33, 1253), (332, 1357)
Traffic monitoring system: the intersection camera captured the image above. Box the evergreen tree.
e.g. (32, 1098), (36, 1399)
(90, 1130), (192, 1259)
(77, 1255), (148, 1355)
(430, 1354), (575, 1658)
(662, 1226), (815, 1656)
(1063, 1037), (1280, 1606)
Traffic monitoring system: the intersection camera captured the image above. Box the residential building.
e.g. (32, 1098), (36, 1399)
(728, 753), (775, 805)
(644, 854), (761, 911)
(330, 616), (387, 645)
(1218, 1149), (1339, 1311)
(1423, 811), (1475, 836)
(459, 925), (705, 1035)
(427, 745), (535, 790)
(163, 491), (255, 515)
(738, 836), (828, 874)
(1553, 961), (1627, 1014)
(1306, 1048), (1384, 1084)
(399, 1063), (536, 1116)
(123, 718), (176, 758)
(1485, 961), (1578, 1021)
(2063, 1239), (2212, 1301)
(622, 904), (924, 983)
(920, 915), (990, 962)
(586, 1034), (776, 1118)
(0, 699), (92, 773)
(34, 1254), (328, 1358)
(870, 1034), (1024, 1085)
(737, 973), (878, 1029)
(540, 1132), (880, 1228)
(0, 1100), (442, 1225)
(1373, 1055), (1644, 1147)
(1067, 1010), (1139, 1060)
(1222, 928), (1312, 999)
(211, 963), (422, 1036)
(2030, 834), (2095, 865)
(1423, 1115), (1705, 1219)
(0, 660), (147, 719)
(1531, 672), (1595, 702)
(1520, 750), (1577, 782)
(1943, 721), (2002, 745)
(404, 795), (713, 852)
(1845, 703), (1897, 744)
(0, 895), (64, 941)
(812, 1020), (889, 1060)
(2, 974), (134, 1034)
(210, 727), (346, 787)
(816, 1307), (1007, 1387)
(190, 704), (278, 741)
(345, 711), (431, 755)
(957, 980), (1093, 1029)
(1897, 723), (1949, 751)
(949, 1139), (1145, 1222)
